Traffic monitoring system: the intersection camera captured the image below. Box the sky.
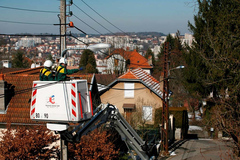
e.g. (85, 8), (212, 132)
(0, 0), (197, 35)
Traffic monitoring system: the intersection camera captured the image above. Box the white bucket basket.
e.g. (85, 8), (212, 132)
(30, 80), (93, 123)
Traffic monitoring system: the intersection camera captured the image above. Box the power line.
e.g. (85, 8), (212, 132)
(0, 5), (59, 13)
(0, 81), (60, 99)
(73, 14), (102, 35)
(0, 19), (53, 25)
(0, 79), (146, 99)
(70, 34), (89, 46)
(0, 33), (69, 37)
(80, 0), (128, 35)
(73, 3), (116, 35)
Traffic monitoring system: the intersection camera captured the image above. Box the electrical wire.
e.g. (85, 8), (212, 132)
(0, 81), (60, 98)
(0, 19), (53, 25)
(95, 83), (146, 91)
(0, 5), (60, 13)
(73, 14), (102, 35)
(0, 78), (148, 99)
(80, 0), (128, 35)
(73, 3), (116, 35)
(0, 33), (69, 37)
(70, 34), (89, 46)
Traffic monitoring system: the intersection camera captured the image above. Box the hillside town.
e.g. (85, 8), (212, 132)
(0, 0), (239, 159)
(0, 33), (194, 72)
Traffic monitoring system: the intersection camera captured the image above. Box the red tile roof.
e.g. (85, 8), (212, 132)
(0, 74), (41, 124)
(105, 49), (152, 69)
(119, 68), (162, 98)
(118, 71), (138, 79)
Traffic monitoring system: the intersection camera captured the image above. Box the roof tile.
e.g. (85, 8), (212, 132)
(119, 68), (163, 98)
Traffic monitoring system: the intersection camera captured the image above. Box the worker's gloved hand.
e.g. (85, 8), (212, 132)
(79, 67), (84, 71)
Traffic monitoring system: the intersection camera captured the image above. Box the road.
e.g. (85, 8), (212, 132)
(166, 139), (235, 160)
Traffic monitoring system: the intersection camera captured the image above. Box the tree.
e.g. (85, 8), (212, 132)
(79, 49), (97, 73)
(68, 129), (119, 160)
(0, 125), (60, 159)
(153, 32), (187, 109)
(154, 32), (185, 79)
(183, 0), (240, 156)
(12, 50), (31, 68)
(144, 48), (155, 67)
(47, 54), (53, 62)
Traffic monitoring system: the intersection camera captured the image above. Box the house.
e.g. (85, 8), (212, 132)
(105, 49), (153, 75)
(0, 67), (101, 126)
(100, 68), (163, 124)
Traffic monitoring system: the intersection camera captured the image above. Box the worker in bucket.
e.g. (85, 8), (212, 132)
(39, 60), (54, 81)
(55, 57), (79, 81)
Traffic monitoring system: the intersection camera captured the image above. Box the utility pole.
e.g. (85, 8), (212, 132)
(161, 42), (169, 156)
(60, 1), (67, 159)
(60, 0), (66, 56)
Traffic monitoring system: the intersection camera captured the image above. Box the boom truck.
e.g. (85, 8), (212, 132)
(30, 45), (160, 160)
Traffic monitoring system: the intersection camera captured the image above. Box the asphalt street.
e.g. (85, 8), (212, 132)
(165, 139), (235, 160)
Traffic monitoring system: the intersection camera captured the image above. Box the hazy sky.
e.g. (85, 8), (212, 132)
(0, 0), (197, 35)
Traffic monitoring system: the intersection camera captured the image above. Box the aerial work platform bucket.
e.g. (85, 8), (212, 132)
(30, 80), (93, 123)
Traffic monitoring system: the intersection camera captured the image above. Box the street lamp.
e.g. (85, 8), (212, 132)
(60, 43), (111, 57)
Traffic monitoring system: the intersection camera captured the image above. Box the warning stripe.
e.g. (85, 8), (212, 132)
(71, 89), (76, 98)
(31, 99), (36, 106)
(31, 108), (35, 116)
(33, 90), (37, 97)
(71, 83), (77, 120)
(72, 99), (76, 107)
(30, 83), (37, 117)
(72, 109), (76, 117)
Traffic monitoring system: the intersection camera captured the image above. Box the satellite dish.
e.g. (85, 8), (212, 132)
(87, 43), (111, 52)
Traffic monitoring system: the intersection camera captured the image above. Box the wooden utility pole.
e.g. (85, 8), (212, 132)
(60, 1), (67, 160)
(161, 42), (169, 155)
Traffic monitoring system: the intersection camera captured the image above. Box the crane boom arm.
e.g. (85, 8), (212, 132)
(60, 103), (158, 160)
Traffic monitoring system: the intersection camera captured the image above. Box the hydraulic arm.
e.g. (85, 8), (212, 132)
(60, 103), (158, 160)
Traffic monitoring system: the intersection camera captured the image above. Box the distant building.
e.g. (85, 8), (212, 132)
(105, 48), (153, 74)
(152, 45), (161, 58)
(181, 33), (194, 47)
(95, 55), (107, 74)
(2, 60), (12, 68)
(16, 37), (42, 48)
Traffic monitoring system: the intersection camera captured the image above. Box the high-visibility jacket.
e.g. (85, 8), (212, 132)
(39, 68), (54, 81)
(55, 64), (79, 81)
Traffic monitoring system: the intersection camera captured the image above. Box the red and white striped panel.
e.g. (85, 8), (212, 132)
(71, 83), (77, 121)
(30, 83), (37, 118)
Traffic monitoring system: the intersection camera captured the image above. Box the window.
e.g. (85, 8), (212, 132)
(124, 83), (134, 98)
(114, 59), (119, 66)
(142, 106), (152, 121)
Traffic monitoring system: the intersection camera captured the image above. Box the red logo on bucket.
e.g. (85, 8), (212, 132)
(49, 95), (55, 104)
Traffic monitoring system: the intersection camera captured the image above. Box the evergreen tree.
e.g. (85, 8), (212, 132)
(154, 32), (184, 79)
(79, 49), (97, 73)
(183, 0), (240, 156)
(12, 50), (31, 68)
(47, 54), (53, 62)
